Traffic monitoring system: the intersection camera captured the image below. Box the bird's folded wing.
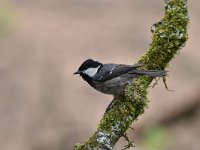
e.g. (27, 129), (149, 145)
(93, 64), (136, 82)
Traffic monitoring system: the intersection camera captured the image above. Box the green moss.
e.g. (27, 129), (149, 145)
(75, 0), (188, 149)
(139, 0), (188, 69)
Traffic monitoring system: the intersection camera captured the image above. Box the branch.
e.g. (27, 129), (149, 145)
(75, 0), (189, 149)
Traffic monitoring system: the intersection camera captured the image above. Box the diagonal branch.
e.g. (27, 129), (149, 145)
(75, 0), (189, 149)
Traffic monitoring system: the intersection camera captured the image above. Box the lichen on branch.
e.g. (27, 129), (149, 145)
(75, 0), (189, 149)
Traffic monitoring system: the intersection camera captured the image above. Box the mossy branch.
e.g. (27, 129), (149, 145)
(75, 0), (189, 149)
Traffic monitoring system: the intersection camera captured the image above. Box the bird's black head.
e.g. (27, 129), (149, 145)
(77, 59), (102, 72)
(74, 59), (102, 86)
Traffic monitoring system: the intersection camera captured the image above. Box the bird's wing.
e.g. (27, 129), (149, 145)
(93, 64), (137, 82)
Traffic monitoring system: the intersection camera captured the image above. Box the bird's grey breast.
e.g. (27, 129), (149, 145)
(93, 74), (133, 96)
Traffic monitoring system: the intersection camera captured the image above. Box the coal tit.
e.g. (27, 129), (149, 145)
(74, 59), (167, 97)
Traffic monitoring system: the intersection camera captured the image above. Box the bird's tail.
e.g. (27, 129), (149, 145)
(130, 69), (167, 77)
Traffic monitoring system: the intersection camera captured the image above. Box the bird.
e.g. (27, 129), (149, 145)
(74, 59), (167, 97)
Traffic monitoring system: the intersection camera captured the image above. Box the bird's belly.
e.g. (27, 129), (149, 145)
(94, 76), (132, 96)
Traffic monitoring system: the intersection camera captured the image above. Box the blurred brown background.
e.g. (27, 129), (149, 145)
(0, 0), (200, 150)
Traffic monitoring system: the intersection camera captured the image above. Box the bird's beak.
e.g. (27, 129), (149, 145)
(73, 71), (81, 75)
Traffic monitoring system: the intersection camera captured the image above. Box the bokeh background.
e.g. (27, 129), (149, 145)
(0, 0), (200, 150)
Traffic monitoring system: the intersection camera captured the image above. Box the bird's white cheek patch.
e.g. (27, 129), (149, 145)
(83, 66), (100, 77)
